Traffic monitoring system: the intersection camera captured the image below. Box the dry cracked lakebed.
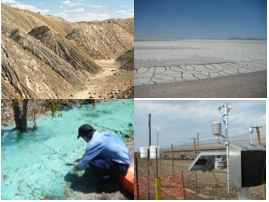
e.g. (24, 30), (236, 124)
(134, 40), (266, 86)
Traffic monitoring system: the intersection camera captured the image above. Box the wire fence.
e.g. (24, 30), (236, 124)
(134, 147), (266, 200)
(134, 156), (185, 200)
(160, 137), (266, 153)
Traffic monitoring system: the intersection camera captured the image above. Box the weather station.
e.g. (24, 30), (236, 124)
(189, 104), (266, 199)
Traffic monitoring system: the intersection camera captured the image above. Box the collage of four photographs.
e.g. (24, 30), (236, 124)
(1, 0), (267, 200)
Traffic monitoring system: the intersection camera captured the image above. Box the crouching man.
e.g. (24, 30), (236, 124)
(73, 124), (131, 184)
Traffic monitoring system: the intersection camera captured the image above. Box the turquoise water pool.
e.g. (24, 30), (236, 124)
(1, 99), (133, 199)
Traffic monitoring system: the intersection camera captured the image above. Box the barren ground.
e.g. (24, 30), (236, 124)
(135, 159), (265, 200)
(135, 70), (267, 98)
(134, 40), (266, 98)
(71, 60), (133, 99)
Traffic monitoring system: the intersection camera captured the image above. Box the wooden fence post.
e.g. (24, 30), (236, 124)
(171, 144), (174, 179)
(181, 171), (186, 199)
(155, 149), (161, 200)
(135, 156), (139, 199)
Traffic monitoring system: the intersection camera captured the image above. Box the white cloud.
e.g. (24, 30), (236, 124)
(3, 0), (133, 21)
(9, 3), (50, 13)
(116, 10), (127, 14)
(134, 100), (266, 149)
(69, 8), (85, 12)
(2, 0), (17, 3)
(135, 100), (219, 121)
(57, 12), (67, 17)
(70, 12), (110, 22)
(3, 0), (50, 13)
(60, 0), (104, 9)
(61, 0), (85, 7)
(2, 0), (17, 4)
(87, 4), (104, 9)
(62, 0), (71, 5)
(120, 5), (130, 8)
(115, 8), (133, 18)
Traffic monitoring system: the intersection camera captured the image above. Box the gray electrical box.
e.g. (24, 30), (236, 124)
(229, 143), (266, 188)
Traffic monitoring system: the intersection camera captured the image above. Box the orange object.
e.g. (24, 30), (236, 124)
(119, 162), (134, 194)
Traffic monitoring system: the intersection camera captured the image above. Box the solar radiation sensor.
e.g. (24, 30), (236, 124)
(188, 151), (226, 172)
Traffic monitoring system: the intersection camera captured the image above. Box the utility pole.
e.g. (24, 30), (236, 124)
(191, 137), (198, 192)
(196, 132), (199, 151)
(155, 147), (161, 200)
(147, 113), (151, 199)
(191, 138), (197, 157)
(171, 144), (174, 178)
(218, 103), (232, 193)
(135, 156), (139, 199)
(256, 127), (262, 145)
(148, 113), (151, 146)
(156, 131), (159, 146)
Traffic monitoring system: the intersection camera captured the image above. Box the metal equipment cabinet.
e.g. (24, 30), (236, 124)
(229, 143), (266, 188)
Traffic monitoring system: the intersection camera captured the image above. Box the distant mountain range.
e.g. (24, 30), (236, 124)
(135, 37), (266, 42)
(1, 3), (134, 98)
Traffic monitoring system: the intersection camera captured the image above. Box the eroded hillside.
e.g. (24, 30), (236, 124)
(1, 3), (134, 99)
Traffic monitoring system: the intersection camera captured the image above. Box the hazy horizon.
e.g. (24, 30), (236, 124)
(135, 37), (267, 41)
(135, 0), (267, 40)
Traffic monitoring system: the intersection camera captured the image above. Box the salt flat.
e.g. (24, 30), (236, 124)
(135, 40), (266, 86)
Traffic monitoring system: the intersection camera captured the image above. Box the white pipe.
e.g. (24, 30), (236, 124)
(218, 104), (231, 193)
(156, 131), (159, 146)
(249, 131), (253, 144)
(223, 104), (231, 193)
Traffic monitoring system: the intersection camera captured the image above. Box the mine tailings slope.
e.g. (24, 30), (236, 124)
(1, 3), (134, 99)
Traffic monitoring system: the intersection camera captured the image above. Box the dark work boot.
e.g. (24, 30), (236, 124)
(97, 175), (119, 192)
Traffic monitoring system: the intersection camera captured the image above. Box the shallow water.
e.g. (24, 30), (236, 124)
(1, 100), (133, 199)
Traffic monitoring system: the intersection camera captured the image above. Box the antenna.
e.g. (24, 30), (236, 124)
(156, 131), (159, 146)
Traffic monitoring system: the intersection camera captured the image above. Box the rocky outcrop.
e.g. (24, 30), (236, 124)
(2, 34), (77, 98)
(111, 18), (134, 35)
(117, 48), (134, 70)
(66, 20), (134, 59)
(9, 28), (83, 85)
(28, 26), (101, 73)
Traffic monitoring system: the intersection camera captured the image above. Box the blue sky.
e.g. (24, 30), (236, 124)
(135, 0), (267, 39)
(2, 0), (133, 21)
(134, 100), (266, 150)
